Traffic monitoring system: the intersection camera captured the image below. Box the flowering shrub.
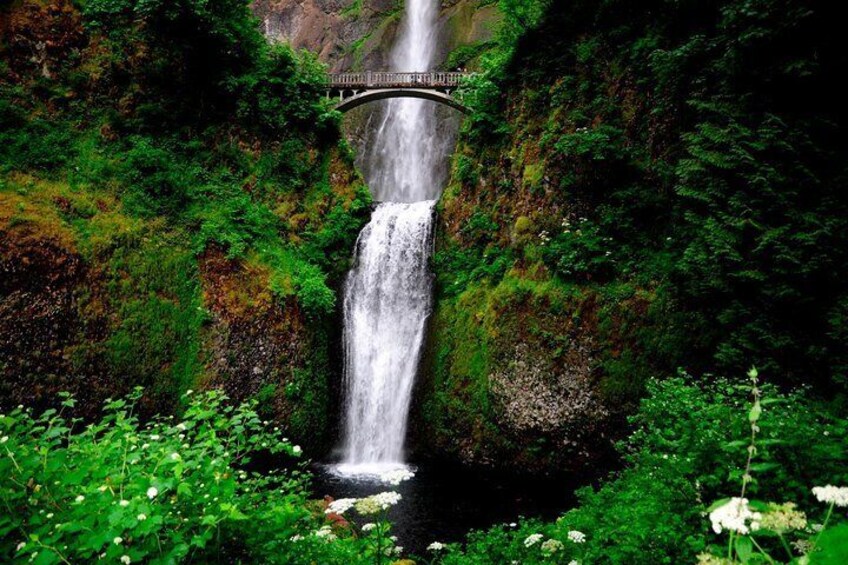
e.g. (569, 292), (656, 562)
(435, 372), (848, 564)
(322, 469), (412, 564)
(698, 369), (848, 564)
(0, 389), (372, 564)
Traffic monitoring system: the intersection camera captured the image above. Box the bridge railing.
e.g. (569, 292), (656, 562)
(327, 71), (468, 89)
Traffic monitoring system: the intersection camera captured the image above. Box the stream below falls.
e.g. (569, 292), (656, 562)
(313, 463), (578, 555)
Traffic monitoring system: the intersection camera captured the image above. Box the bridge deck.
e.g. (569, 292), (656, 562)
(328, 71), (467, 90)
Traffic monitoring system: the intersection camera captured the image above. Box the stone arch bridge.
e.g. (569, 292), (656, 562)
(326, 71), (470, 114)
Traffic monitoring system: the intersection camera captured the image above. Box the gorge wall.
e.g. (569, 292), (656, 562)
(413, 0), (848, 474)
(0, 0), (373, 451)
(252, 0), (498, 71)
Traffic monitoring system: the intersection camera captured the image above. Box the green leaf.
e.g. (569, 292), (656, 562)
(735, 535), (753, 563)
(812, 524), (848, 564)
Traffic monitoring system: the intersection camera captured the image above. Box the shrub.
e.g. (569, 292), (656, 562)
(437, 373), (848, 564)
(0, 389), (373, 564)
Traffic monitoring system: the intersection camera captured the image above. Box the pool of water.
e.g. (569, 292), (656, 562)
(311, 461), (579, 555)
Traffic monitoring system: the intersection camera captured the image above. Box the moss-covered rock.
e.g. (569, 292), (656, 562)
(416, 272), (653, 474)
(0, 0), (370, 453)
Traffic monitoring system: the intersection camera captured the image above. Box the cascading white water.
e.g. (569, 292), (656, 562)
(340, 202), (435, 471)
(366, 0), (442, 203)
(337, 0), (446, 475)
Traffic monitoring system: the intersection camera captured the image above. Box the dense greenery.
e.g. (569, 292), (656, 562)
(0, 0), (370, 437)
(0, 389), (397, 564)
(447, 0), (848, 391)
(420, 0), (848, 476)
(436, 372), (848, 564)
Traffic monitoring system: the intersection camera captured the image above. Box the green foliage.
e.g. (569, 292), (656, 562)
(118, 137), (197, 216)
(81, 0), (264, 126)
(444, 41), (496, 71)
(0, 0), (365, 441)
(229, 43), (339, 141)
(439, 376), (848, 564)
(104, 234), (205, 409)
(0, 390), (374, 564)
(444, 0), (848, 393)
(541, 217), (615, 282)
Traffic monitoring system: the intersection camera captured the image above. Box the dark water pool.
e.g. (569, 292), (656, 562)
(311, 461), (579, 555)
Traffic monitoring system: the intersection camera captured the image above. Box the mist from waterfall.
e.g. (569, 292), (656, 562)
(337, 0), (446, 475)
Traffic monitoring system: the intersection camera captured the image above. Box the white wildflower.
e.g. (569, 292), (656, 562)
(354, 491), (402, 515)
(137, 513), (147, 521)
(170, 452), (180, 461)
(541, 539), (564, 554)
(185, 389), (194, 396)
(176, 423), (187, 431)
(326, 498), (358, 515)
(709, 498), (762, 534)
(119, 499), (129, 507)
(120, 555), (131, 564)
(292, 445), (302, 455)
(379, 468), (415, 485)
(146, 487), (158, 499)
(150, 434), (160, 441)
(427, 541), (445, 552)
(16, 542), (26, 552)
(113, 537), (123, 545)
(314, 525), (336, 541)
(812, 485), (848, 507)
(362, 523), (376, 532)
(524, 533), (543, 547)
(568, 530), (586, 544)
(0, 436), (8, 443)
(290, 534), (304, 542)
(568, 561), (581, 565)
(74, 495), (85, 503)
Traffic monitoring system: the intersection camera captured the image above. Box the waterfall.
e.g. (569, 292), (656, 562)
(337, 0), (446, 475)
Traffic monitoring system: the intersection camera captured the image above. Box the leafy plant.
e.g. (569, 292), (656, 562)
(0, 389), (374, 564)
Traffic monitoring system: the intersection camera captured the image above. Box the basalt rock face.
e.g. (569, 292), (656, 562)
(252, 0), (402, 71)
(198, 249), (334, 446)
(251, 0), (498, 71)
(0, 188), (110, 418)
(0, 0), (370, 453)
(415, 274), (641, 474)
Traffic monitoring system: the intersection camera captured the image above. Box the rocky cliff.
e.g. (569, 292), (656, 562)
(0, 0), (371, 452)
(252, 0), (499, 71)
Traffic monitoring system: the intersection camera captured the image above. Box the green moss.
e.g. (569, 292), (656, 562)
(521, 161), (544, 190)
(104, 232), (205, 410)
(340, 0), (363, 19)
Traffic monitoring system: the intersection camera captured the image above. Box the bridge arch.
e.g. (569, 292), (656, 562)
(327, 71), (470, 115)
(335, 88), (468, 114)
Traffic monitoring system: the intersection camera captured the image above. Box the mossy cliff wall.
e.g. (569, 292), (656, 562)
(0, 0), (372, 452)
(252, 0), (499, 71)
(413, 0), (848, 474)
